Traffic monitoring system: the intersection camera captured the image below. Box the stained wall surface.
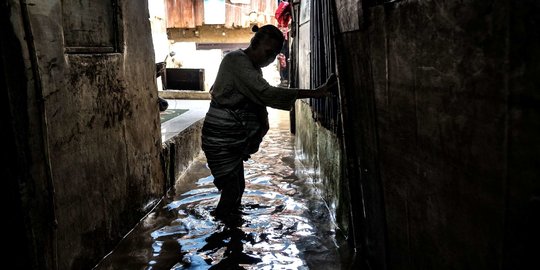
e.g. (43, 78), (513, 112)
(336, 0), (539, 269)
(5, 1), (165, 269)
(293, 0), (540, 269)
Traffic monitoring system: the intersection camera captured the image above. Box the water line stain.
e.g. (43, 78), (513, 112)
(94, 110), (343, 270)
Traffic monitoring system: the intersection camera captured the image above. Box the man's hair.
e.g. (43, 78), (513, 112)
(250, 24), (285, 49)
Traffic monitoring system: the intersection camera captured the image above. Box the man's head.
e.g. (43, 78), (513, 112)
(248, 24), (285, 68)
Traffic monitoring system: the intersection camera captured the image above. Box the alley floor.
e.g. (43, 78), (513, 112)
(93, 109), (345, 270)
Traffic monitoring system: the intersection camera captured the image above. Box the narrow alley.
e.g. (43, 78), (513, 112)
(4, 1), (540, 270)
(94, 109), (347, 270)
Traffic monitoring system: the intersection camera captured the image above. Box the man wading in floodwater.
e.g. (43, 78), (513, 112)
(201, 24), (337, 221)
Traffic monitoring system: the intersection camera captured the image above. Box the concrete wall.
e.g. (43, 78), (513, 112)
(293, 18), (351, 241)
(162, 120), (204, 188)
(294, 101), (350, 235)
(5, 1), (165, 269)
(331, 0), (540, 269)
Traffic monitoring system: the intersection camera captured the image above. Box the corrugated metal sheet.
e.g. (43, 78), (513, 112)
(167, 0), (277, 29)
(310, 0), (340, 133)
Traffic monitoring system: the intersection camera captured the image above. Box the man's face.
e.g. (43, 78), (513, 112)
(253, 38), (283, 68)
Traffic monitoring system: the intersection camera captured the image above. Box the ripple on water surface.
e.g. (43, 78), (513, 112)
(94, 110), (342, 270)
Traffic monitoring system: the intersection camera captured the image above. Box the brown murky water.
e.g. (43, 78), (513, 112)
(94, 109), (345, 270)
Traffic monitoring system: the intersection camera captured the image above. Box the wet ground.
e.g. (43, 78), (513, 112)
(94, 109), (346, 270)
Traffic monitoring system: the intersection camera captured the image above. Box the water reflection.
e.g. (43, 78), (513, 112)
(94, 109), (341, 270)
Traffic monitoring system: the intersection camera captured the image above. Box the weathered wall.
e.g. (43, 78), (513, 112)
(3, 2), (56, 269)
(504, 1), (540, 268)
(7, 0), (165, 269)
(162, 120), (204, 188)
(331, 0), (540, 269)
(293, 0), (352, 239)
(294, 101), (350, 233)
(292, 0), (351, 253)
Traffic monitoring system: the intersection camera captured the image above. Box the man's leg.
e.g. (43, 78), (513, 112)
(235, 164), (245, 209)
(214, 162), (244, 217)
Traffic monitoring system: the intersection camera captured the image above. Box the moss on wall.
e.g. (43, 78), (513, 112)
(294, 101), (350, 238)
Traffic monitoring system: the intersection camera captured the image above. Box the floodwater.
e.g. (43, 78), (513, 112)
(94, 109), (346, 270)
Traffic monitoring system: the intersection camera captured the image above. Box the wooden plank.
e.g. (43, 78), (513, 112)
(167, 0), (195, 28)
(194, 0), (204, 26)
